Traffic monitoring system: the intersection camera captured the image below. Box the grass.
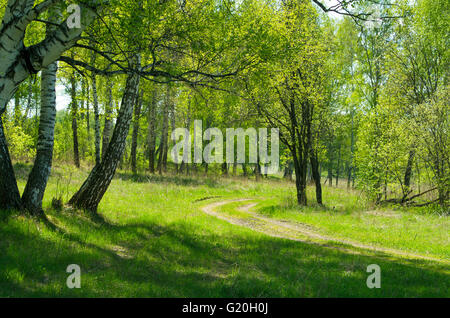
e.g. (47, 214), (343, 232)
(0, 164), (449, 297)
(255, 187), (449, 260)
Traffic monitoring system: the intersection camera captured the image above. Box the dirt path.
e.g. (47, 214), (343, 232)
(201, 199), (448, 264)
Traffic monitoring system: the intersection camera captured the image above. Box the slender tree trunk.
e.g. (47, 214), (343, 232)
(157, 137), (165, 174)
(78, 80), (85, 159)
(284, 161), (293, 181)
(180, 98), (191, 175)
(92, 73), (101, 166)
(415, 161), (421, 194)
(14, 93), (21, 125)
(292, 148), (307, 206)
(131, 88), (143, 174)
(348, 107), (354, 189)
(170, 101), (177, 173)
(89, 41), (101, 166)
(284, 165), (289, 178)
(310, 152), (322, 205)
(222, 162), (228, 176)
(86, 80), (90, 136)
(102, 80), (114, 159)
(327, 146), (333, 186)
(147, 89), (158, 173)
(21, 62), (57, 215)
(307, 163), (312, 184)
(80, 79), (86, 121)
(297, 161), (308, 206)
(23, 78), (33, 122)
(0, 118), (22, 210)
(255, 152), (261, 181)
(347, 164), (352, 189)
(335, 144), (341, 187)
(162, 141), (168, 172)
(120, 145), (128, 171)
(404, 150), (415, 190)
(157, 88), (169, 174)
(70, 74), (80, 168)
(289, 97), (308, 206)
(69, 57), (141, 212)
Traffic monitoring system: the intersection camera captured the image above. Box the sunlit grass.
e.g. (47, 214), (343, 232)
(0, 165), (448, 297)
(256, 185), (449, 260)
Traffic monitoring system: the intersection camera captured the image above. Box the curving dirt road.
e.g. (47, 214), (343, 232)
(201, 199), (449, 264)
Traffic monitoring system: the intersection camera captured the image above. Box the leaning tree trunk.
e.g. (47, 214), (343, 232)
(0, 118), (22, 210)
(21, 6), (61, 215)
(69, 58), (141, 212)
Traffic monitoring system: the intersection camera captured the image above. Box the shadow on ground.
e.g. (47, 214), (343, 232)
(0, 208), (448, 297)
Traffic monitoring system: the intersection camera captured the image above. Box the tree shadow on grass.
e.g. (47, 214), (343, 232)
(1, 209), (449, 297)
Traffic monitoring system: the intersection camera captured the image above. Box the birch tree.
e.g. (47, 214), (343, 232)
(0, 0), (103, 211)
(69, 55), (141, 212)
(21, 4), (61, 216)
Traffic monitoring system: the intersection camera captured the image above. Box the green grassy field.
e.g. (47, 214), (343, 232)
(0, 164), (449, 297)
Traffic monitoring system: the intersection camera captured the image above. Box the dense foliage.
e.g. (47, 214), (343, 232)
(0, 0), (448, 214)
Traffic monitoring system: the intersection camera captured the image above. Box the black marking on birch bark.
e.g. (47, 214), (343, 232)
(20, 47), (38, 74)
